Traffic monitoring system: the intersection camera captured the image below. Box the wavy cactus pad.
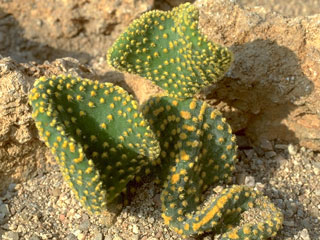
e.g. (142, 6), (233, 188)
(142, 96), (283, 238)
(108, 3), (233, 98)
(28, 75), (160, 213)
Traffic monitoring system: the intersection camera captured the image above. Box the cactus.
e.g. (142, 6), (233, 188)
(28, 75), (160, 213)
(28, 2), (283, 239)
(107, 3), (233, 98)
(141, 96), (283, 238)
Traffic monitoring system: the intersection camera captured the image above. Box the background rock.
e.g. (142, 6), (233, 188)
(195, 0), (320, 150)
(0, 56), (98, 193)
(0, 0), (154, 63)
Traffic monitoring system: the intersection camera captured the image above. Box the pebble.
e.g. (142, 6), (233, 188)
(29, 235), (41, 240)
(78, 219), (90, 231)
(0, 204), (10, 216)
(8, 183), (17, 192)
(132, 224), (139, 234)
(113, 235), (123, 240)
(3, 231), (19, 240)
(264, 151), (276, 158)
(148, 217), (155, 224)
(298, 229), (310, 240)
(94, 232), (103, 240)
(288, 144), (298, 155)
(66, 233), (78, 240)
(274, 144), (288, 150)
(244, 176), (255, 187)
(283, 220), (295, 227)
(243, 149), (255, 160)
(260, 138), (273, 151)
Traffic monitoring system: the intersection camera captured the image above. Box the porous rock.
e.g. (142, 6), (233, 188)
(0, 0), (154, 62)
(195, 0), (320, 150)
(0, 56), (97, 193)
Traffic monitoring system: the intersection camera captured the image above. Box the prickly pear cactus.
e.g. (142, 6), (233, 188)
(142, 96), (283, 238)
(28, 75), (160, 213)
(28, 2), (284, 239)
(107, 3), (233, 98)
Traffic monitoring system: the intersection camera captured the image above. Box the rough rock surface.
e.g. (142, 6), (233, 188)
(0, 56), (99, 193)
(0, 0), (154, 63)
(194, 0), (320, 150)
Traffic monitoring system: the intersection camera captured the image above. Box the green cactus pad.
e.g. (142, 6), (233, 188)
(28, 75), (160, 213)
(107, 3), (233, 98)
(141, 96), (283, 238)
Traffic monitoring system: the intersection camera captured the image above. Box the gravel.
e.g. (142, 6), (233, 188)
(0, 139), (319, 239)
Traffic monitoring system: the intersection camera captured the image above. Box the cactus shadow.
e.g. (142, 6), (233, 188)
(0, 8), (91, 64)
(203, 39), (316, 238)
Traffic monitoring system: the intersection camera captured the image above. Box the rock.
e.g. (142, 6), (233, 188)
(113, 235), (123, 240)
(0, 0), (154, 62)
(288, 144), (298, 155)
(264, 151), (277, 158)
(195, 0), (320, 151)
(0, 204), (10, 216)
(93, 232), (103, 240)
(132, 224), (139, 234)
(283, 220), (295, 227)
(259, 139), (273, 151)
(3, 231), (19, 240)
(0, 56), (97, 192)
(244, 176), (255, 187)
(66, 233), (78, 240)
(29, 235), (40, 240)
(298, 229), (311, 240)
(78, 219), (90, 231)
(243, 149), (255, 160)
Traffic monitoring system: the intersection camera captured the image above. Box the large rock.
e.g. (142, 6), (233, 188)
(0, 57), (98, 193)
(0, 0), (154, 62)
(193, 0), (320, 150)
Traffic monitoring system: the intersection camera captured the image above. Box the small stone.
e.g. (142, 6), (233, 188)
(260, 138), (273, 151)
(132, 224), (139, 234)
(148, 217), (155, 224)
(285, 209), (294, 218)
(203, 236), (212, 240)
(66, 233), (78, 240)
(0, 212), (6, 223)
(301, 218), (312, 228)
(244, 176), (255, 187)
(243, 149), (255, 160)
(283, 220), (295, 227)
(8, 183), (16, 192)
(94, 232), (103, 240)
(0, 204), (10, 216)
(299, 229), (310, 240)
(264, 151), (276, 158)
(275, 144), (288, 150)
(3, 231), (19, 240)
(113, 235), (123, 240)
(78, 219), (90, 231)
(274, 154), (287, 167)
(288, 144), (298, 155)
(255, 182), (265, 191)
(29, 235), (40, 240)
(236, 173), (246, 185)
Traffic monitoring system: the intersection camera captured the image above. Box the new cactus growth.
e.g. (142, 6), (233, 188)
(28, 75), (160, 213)
(29, 2), (283, 239)
(108, 3), (233, 98)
